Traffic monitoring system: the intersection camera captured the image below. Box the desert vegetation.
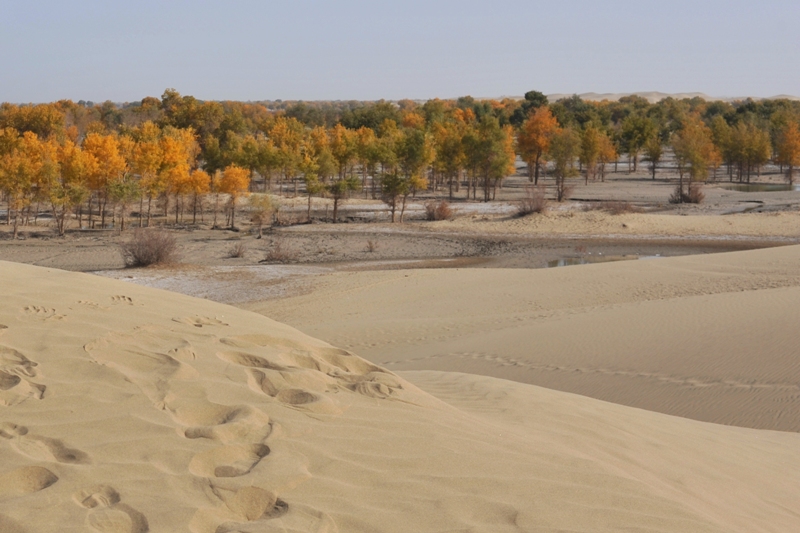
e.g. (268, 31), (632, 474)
(1, 91), (800, 238)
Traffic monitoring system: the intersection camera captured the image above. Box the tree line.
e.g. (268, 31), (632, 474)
(2, 90), (800, 237)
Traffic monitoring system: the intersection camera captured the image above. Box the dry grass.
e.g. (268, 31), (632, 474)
(227, 241), (248, 258)
(425, 201), (454, 221)
(261, 239), (296, 263)
(518, 185), (548, 215)
(365, 239), (379, 253)
(120, 229), (179, 267)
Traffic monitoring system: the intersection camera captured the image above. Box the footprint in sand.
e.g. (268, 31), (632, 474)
(181, 404), (272, 445)
(188, 443), (271, 478)
(110, 296), (134, 305)
(20, 306), (65, 321)
(78, 300), (109, 311)
(189, 485), (287, 533)
(173, 316), (229, 328)
(0, 423), (89, 464)
(345, 372), (406, 400)
(84, 331), (198, 404)
(217, 351), (287, 372)
(0, 324), (7, 335)
(0, 346), (45, 406)
(73, 485), (149, 533)
(241, 364), (343, 415)
(0, 466), (58, 498)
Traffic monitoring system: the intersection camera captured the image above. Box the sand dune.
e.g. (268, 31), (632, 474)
(2, 260), (800, 531)
(248, 244), (800, 431)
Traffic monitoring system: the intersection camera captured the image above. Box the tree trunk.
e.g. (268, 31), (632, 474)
(399, 195), (407, 222)
(88, 194), (94, 228)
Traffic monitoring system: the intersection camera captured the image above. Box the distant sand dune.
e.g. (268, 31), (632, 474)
(1, 260), (799, 531)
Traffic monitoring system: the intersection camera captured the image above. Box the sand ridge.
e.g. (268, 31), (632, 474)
(1, 260), (800, 531)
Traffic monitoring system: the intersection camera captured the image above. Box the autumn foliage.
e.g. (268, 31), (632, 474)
(1, 91), (800, 236)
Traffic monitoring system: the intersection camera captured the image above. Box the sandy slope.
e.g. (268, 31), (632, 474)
(247, 244), (800, 431)
(426, 210), (800, 239)
(1, 261), (800, 531)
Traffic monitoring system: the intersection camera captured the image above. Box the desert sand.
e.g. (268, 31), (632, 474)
(247, 244), (800, 432)
(2, 259), (800, 532)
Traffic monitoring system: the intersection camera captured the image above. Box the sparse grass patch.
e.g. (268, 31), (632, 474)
(120, 228), (179, 267)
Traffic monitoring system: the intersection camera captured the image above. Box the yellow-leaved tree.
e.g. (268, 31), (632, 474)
(130, 121), (164, 226)
(82, 132), (127, 228)
(220, 164), (250, 229)
(186, 169), (210, 224)
(776, 122), (800, 185)
(53, 139), (93, 235)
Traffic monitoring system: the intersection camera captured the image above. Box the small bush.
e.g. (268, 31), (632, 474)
(669, 183), (705, 204)
(687, 183), (705, 204)
(519, 185), (548, 215)
(120, 229), (178, 267)
(261, 239), (296, 263)
(228, 241), (248, 258)
(425, 200), (453, 221)
(365, 239), (379, 253)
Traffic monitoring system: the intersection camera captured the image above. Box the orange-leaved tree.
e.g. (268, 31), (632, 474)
(517, 107), (558, 184)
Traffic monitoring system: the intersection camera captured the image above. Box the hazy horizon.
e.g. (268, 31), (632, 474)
(2, 0), (798, 103)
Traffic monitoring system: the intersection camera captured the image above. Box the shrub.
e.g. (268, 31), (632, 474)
(120, 229), (179, 267)
(519, 185), (548, 215)
(669, 183), (705, 204)
(228, 241), (248, 258)
(365, 239), (379, 253)
(261, 239), (296, 263)
(687, 183), (705, 204)
(425, 200), (453, 221)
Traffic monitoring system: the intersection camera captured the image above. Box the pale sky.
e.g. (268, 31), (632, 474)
(1, 0), (798, 103)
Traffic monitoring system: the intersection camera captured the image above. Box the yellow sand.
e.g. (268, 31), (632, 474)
(1, 259), (799, 532)
(428, 209), (800, 239)
(248, 244), (800, 431)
